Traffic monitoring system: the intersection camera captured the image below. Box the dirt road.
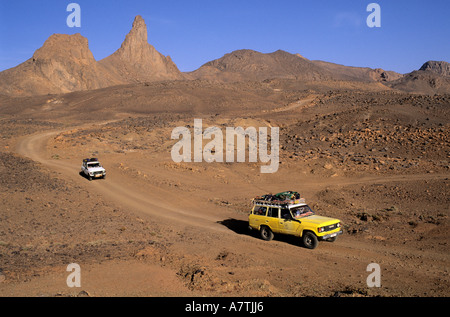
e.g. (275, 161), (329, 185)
(6, 121), (448, 297)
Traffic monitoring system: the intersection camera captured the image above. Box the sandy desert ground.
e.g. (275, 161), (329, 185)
(0, 79), (449, 297)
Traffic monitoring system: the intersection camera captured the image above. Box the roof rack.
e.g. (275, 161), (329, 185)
(83, 158), (99, 163)
(252, 197), (306, 207)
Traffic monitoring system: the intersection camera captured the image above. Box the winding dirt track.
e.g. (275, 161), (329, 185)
(16, 127), (447, 232)
(15, 128), (233, 232)
(12, 124), (449, 297)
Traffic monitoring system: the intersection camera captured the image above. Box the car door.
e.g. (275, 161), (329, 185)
(249, 205), (267, 229)
(278, 208), (301, 236)
(265, 207), (280, 233)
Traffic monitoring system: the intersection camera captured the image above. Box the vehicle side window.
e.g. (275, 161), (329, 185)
(267, 207), (279, 218)
(253, 206), (267, 216)
(280, 208), (292, 220)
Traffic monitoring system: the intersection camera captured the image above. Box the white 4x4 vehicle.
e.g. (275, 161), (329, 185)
(81, 158), (106, 181)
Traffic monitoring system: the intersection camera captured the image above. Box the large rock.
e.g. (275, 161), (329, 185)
(0, 34), (122, 96)
(100, 15), (184, 82)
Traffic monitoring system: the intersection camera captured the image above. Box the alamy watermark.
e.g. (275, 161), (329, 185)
(366, 3), (381, 28)
(366, 263), (381, 287)
(66, 3), (81, 28)
(171, 119), (279, 173)
(66, 263), (81, 287)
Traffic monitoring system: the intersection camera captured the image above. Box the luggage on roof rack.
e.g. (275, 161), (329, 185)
(83, 158), (99, 163)
(274, 191), (300, 201)
(252, 191), (305, 206)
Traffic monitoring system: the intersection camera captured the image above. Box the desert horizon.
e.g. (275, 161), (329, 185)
(1, 14), (450, 97)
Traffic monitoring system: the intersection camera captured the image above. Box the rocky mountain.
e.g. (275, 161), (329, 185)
(0, 34), (123, 96)
(0, 14), (448, 97)
(311, 60), (403, 82)
(0, 16), (183, 96)
(189, 49), (332, 82)
(419, 61), (450, 77)
(386, 61), (450, 94)
(100, 15), (183, 83)
(190, 49), (403, 84)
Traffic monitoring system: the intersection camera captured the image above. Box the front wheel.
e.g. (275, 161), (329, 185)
(302, 231), (318, 249)
(260, 226), (274, 241)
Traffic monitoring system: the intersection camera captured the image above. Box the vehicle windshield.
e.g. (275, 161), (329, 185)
(291, 205), (314, 219)
(87, 163), (100, 168)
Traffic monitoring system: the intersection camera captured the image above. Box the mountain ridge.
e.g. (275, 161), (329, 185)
(419, 61), (450, 77)
(0, 15), (183, 96)
(189, 48), (405, 84)
(0, 15), (449, 96)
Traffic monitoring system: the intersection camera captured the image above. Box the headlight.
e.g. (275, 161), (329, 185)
(318, 227), (324, 233)
(336, 222), (341, 228)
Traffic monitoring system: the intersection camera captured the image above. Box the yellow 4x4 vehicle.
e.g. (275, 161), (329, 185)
(248, 192), (343, 249)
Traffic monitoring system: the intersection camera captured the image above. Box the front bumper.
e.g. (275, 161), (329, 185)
(320, 230), (343, 240)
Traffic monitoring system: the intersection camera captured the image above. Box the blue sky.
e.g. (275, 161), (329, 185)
(0, 0), (449, 73)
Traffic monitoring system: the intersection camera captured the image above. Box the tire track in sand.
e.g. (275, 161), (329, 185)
(15, 128), (230, 233)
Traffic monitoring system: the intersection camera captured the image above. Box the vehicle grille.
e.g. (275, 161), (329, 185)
(324, 224), (339, 232)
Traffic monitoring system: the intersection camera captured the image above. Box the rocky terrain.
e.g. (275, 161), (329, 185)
(0, 80), (449, 297)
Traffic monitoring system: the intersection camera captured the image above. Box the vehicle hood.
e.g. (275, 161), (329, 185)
(301, 215), (338, 225)
(87, 166), (105, 173)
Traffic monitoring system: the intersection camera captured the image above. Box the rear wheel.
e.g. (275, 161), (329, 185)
(260, 226), (274, 241)
(302, 231), (318, 249)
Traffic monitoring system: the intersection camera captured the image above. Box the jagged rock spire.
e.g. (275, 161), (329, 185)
(100, 15), (183, 81)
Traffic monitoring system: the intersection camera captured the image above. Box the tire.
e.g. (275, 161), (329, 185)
(88, 175), (92, 181)
(302, 231), (318, 249)
(260, 226), (274, 241)
(327, 237), (337, 242)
